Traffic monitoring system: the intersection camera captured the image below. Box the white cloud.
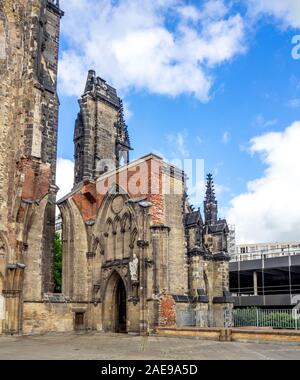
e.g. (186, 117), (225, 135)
(123, 101), (133, 120)
(188, 179), (205, 207)
(247, 0), (300, 29)
(59, 0), (246, 101)
(178, 0), (227, 22)
(222, 131), (230, 144)
(201, 0), (228, 20)
(215, 183), (230, 195)
(254, 114), (278, 128)
(166, 131), (189, 157)
(227, 121), (300, 243)
(177, 5), (201, 22)
(56, 158), (74, 201)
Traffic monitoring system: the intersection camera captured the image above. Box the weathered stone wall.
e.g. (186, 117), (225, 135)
(0, 0), (38, 334)
(23, 302), (74, 334)
(204, 232), (227, 253)
(0, 274), (4, 334)
(23, 197), (49, 301)
(60, 107), (233, 332)
(0, 0), (63, 334)
(74, 80), (120, 185)
(23, 301), (102, 335)
(59, 154), (233, 333)
(68, 199), (88, 301)
(59, 187), (144, 333)
(163, 170), (188, 295)
(0, 0), (28, 256)
(189, 256), (207, 297)
(59, 199), (88, 300)
(212, 303), (233, 328)
(212, 260), (230, 299)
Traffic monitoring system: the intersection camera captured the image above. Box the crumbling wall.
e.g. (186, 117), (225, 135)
(0, 0), (63, 334)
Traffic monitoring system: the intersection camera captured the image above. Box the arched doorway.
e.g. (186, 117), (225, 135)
(102, 271), (127, 333)
(115, 277), (127, 333)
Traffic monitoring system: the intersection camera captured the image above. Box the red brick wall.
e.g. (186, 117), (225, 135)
(71, 156), (166, 224)
(20, 159), (51, 201)
(159, 295), (176, 327)
(73, 182), (98, 221)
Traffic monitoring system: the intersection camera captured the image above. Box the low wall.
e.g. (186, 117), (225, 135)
(22, 301), (102, 335)
(157, 326), (300, 345)
(231, 328), (300, 345)
(23, 302), (74, 334)
(157, 326), (222, 341)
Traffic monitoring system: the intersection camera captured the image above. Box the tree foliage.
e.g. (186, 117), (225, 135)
(54, 232), (62, 293)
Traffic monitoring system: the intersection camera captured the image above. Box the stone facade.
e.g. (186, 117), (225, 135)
(0, 0), (63, 334)
(0, 2), (233, 335)
(56, 73), (233, 335)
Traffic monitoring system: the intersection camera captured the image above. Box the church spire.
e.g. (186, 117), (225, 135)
(204, 173), (218, 225)
(205, 173), (216, 202)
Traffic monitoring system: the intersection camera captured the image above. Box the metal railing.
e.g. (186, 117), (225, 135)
(175, 307), (300, 330)
(233, 308), (300, 330)
(176, 307), (233, 328)
(231, 248), (300, 262)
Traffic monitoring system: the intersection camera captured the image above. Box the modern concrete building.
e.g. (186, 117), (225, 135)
(235, 242), (300, 256)
(230, 245), (300, 308)
(55, 214), (63, 239)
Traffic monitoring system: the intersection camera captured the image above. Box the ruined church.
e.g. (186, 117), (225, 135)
(0, 0), (233, 335)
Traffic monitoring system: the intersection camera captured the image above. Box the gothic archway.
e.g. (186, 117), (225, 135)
(102, 270), (127, 333)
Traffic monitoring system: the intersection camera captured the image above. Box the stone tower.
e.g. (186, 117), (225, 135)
(74, 70), (132, 186)
(0, 0), (63, 334)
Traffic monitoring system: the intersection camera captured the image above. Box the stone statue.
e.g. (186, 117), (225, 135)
(129, 254), (139, 282)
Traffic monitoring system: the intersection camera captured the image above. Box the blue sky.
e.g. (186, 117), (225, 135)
(56, 0), (300, 243)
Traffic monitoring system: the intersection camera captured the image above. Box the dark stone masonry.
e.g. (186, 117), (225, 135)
(0, 1), (233, 335)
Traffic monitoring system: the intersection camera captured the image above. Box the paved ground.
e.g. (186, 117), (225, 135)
(0, 332), (300, 360)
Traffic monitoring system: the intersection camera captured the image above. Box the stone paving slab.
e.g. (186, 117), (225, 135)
(0, 333), (300, 360)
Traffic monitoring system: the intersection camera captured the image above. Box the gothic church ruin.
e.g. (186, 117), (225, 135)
(0, 0), (233, 335)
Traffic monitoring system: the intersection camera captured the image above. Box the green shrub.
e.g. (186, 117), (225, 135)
(233, 308), (299, 330)
(54, 232), (62, 293)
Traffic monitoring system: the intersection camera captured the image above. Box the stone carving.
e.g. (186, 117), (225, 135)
(0, 239), (5, 256)
(111, 196), (124, 214)
(102, 269), (111, 281)
(122, 266), (128, 277)
(129, 254), (139, 282)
